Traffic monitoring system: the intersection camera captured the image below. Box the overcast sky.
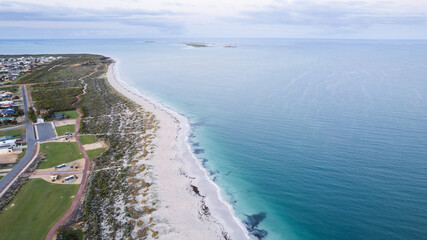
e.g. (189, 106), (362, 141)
(1, 0), (427, 39)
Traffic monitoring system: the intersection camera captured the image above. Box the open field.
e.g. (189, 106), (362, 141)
(0, 151), (22, 164)
(79, 135), (97, 145)
(86, 148), (104, 160)
(55, 124), (75, 136)
(0, 128), (25, 138)
(0, 179), (78, 240)
(55, 110), (79, 119)
(38, 142), (83, 169)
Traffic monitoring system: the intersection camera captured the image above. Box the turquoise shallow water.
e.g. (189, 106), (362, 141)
(1, 39), (427, 239)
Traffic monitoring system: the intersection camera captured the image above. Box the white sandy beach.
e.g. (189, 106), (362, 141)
(106, 62), (249, 240)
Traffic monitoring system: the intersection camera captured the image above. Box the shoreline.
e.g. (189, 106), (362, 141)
(106, 61), (249, 239)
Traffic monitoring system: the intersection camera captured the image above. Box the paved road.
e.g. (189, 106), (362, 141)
(0, 85), (37, 197)
(0, 124), (25, 132)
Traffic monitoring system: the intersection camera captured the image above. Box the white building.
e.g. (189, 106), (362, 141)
(0, 139), (16, 147)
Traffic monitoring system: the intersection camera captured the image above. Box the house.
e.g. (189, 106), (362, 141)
(0, 101), (13, 109)
(37, 118), (45, 123)
(0, 104), (12, 108)
(0, 101), (13, 105)
(0, 139), (16, 147)
(0, 136), (12, 141)
(0, 145), (12, 154)
(1, 108), (15, 116)
(0, 139), (16, 154)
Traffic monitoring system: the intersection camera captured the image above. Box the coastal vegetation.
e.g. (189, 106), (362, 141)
(75, 58), (159, 239)
(38, 142), (83, 169)
(57, 228), (84, 240)
(32, 88), (83, 111)
(17, 55), (100, 84)
(0, 179), (78, 240)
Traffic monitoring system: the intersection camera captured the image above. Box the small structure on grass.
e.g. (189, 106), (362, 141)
(64, 175), (77, 182)
(56, 164), (66, 169)
(50, 175), (59, 181)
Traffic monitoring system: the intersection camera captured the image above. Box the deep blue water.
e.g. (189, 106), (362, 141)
(1, 39), (427, 239)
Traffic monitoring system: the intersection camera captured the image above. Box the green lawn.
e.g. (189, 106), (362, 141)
(79, 135), (97, 145)
(86, 148), (104, 160)
(0, 176), (3, 180)
(0, 179), (78, 240)
(55, 110), (79, 119)
(0, 128), (26, 138)
(55, 124), (76, 136)
(38, 142), (83, 169)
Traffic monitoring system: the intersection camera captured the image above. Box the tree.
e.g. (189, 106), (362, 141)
(28, 107), (37, 122)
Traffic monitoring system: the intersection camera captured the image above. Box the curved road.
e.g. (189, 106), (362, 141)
(0, 85), (38, 197)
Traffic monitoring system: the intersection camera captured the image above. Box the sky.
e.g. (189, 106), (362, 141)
(1, 0), (427, 39)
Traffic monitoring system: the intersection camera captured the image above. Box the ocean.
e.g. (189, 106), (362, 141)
(1, 38), (427, 239)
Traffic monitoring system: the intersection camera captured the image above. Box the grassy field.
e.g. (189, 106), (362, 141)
(79, 135), (97, 145)
(0, 179), (78, 240)
(38, 142), (83, 169)
(55, 110), (79, 119)
(0, 176), (3, 180)
(86, 148), (104, 160)
(0, 128), (26, 138)
(55, 124), (76, 136)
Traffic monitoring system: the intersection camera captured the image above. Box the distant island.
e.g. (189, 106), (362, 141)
(185, 42), (210, 48)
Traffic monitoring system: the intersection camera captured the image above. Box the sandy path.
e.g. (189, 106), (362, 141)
(82, 142), (105, 151)
(54, 119), (76, 127)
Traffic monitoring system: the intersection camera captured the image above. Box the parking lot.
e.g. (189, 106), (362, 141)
(36, 123), (57, 141)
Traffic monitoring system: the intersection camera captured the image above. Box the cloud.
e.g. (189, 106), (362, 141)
(0, 0), (427, 38)
(0, 1), (186, 32)
(238, 0), (427, 28)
